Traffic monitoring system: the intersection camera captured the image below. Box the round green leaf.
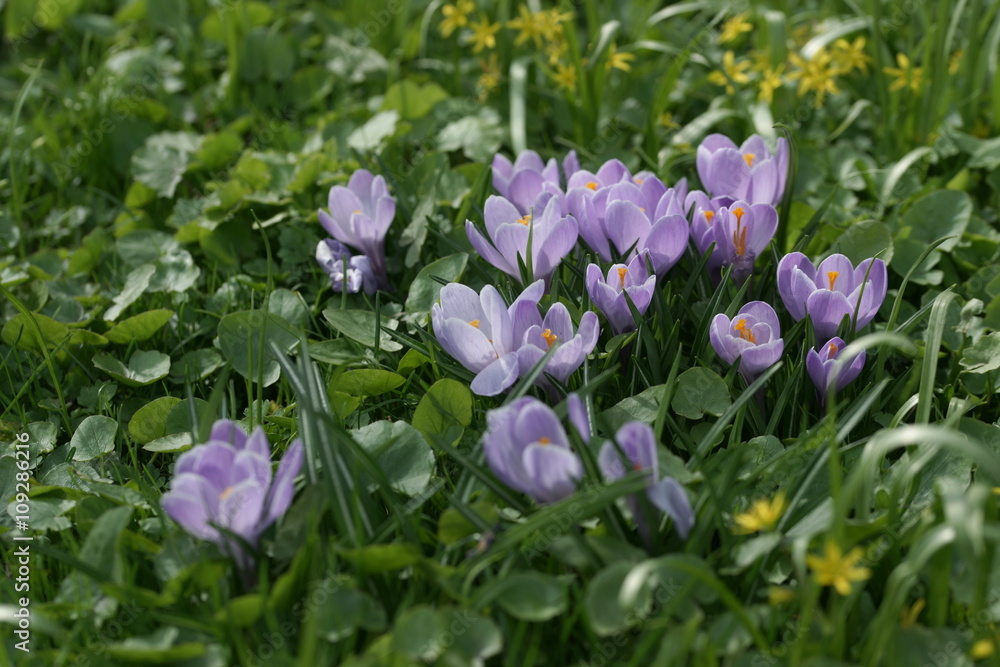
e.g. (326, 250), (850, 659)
(165, 398), (211, 435)
(93, 350), (171, 386)
(71, 415), (118, 461)
(404, 253), (468, 324)
(412, 379), (473, 438)
(315, 586), (387, 643)
(217, 311), (300, 386)
(129, 397), (182, 445)
(104, 309), (175, 344)
(495, 572), (568, 622)
(833, 220), (894, 266)
(322, 308), (402, 351)
(352, 421), (435, 496)
(671, 368), (731, 420)
(333, 369), (406, 397)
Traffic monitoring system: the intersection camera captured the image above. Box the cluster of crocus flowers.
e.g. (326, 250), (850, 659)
(696, 134), (788, 207)
(710, 301), (785, 383)
(315, 239), (376, 295)
(317, 169), (396, 293)
(160, 420), (303, 570)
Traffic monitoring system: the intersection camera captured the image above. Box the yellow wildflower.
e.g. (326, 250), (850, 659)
(539, 7), (573, 41)
(476, 55), (501, 102)
(949, 49), (963, 75)
(971, 639), (996, 659)
(807, 540), (871, 596)
(467, 16), (500, 53)
(768, 586), (795, 606)
(883, 53), (922, 92)
(440, 0), (474, 38)
(733, 492), (786, 534)
(544, 35), (568, 66)
(606, 43), (636, 72)
(758, 65), (784, 104)
(508, 4), (547, 47)
(750, 50), (771, 73)
(659, 112), (679, 129)
(707, 50), (751, 95)
(719, 12), (753, 44)
(787, 49), (840, 106)
(830, 36), (870, 74)
(900, 598), (925, 628)
(553, 62), (577, 92)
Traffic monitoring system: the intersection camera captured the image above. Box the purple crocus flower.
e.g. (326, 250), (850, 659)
(598, 421), (695, 541)
(566, 158), (633, 191)
(566, 392), (592, 441)
(315, 239), (376, 295)
(776, 253), (888, 342)
(431, 280), (545, 396)
(686, 190), (728, 256)
(705, 200), (778, 283)
(562, 150), (581, 184)
(483, 397), (583, 504)
(161, 419), (303, 569)
(492, 150), (563, 215)
(517, 304), (599, 390)
(709, 301), (784, 382)
(806, 337), (866, 407)
(319, 169), (395, 290)
(696, 134), (789, 207)
(604, 190), (689, 276)
(466, 195), (578, 286)
(585, 254), (657, 335)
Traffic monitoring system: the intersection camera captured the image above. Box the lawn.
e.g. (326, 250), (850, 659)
(2, 0), (1000, 665)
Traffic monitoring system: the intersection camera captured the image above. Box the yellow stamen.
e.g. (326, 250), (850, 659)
(352, 209), (361, 214)
(732, 207), (745, 223)
(516, 214), (532, 225)
(827, 271), (840, 290)
(743, 153), (756, 167)
(704, 210), (715, 222)
(541, 328), (558, 348)
(469, 319), (481, 328)
(639, 207), (646, 212)
(828, 342), (838, 356)
(734, 319), (756, 344)
(538, 436), (551, 445)
(617, 267), (627, 288)
(634, 178), (644, 185)
(586, 181), (598, 190)
(220, 486), (235, 501)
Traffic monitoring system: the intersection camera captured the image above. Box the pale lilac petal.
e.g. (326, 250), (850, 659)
(522, 444), (582, 503)
(647, 478), (694, 539)
(471, 353), (520, 396)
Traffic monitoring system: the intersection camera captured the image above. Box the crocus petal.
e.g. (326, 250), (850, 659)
(739, 339), (784, 378)
(644, 214), (690, 274)
(705, 148), (750, 198)
(740, 301), (781, 335)
(522, 444), (582, 504)
(263, 439), (303, 526)
(515, 399), (571, 448)
(466, 220), (516, 276)
(440, 282), (487, 326)
(567, 393), (591, 441)
(470, 352), (520, 396)
(217, 479), (267, 544)
(745, 204), (778, 255)
(606, 200), (651, 257)
(805, 290), (855, 341)
(647, 478), (695, 539)
(543, 303), (574, 341)
(209, 420), (247, 449)
(533, 214), (578, 281)
(435, 318), (497, 373)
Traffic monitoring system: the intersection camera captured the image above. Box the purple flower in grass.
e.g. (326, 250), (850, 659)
(492, 150), (563, 215)
(686, 190), (728, 256)
(604, 195), (689, 276)
(585, 255), (657, 335)
(466, 195), (578, 286)
(710, 301), (784, 382)
(696, 134), (789, 207)
(705, 201), (778, 283)
(483, 397), (583, 504)
(431, 280), (545, 396)
(806, 337), (866, 407)
(315, 239), (376, 295)
(566, 392), (592, 441)
(777, 252), (888, 342)
(319, 169), (395, 290)
(161, 419), (302, 570)
(598, 421), (695, 541)
(517, 304), (599, 390)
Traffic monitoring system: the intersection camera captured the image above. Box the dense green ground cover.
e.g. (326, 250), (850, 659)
(2, 0), (1000, 665)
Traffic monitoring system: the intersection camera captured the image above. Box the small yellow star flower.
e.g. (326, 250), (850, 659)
(787, 49), (841, 106)
(476, 55), (501, 102)
(972, 638), (996, 660)
(830, 36), (870, 75)
(900, 598), (925, 628)
(719, 12), (753, 44)
(733, 491), (786, 534)
(467, 16), (500, 53)
(758, 65), (785, 104)
(606, 43), (636, 72)
(544, 35), (568, 66)
(440, 0), (474, 38)
(659, 112), (680, 129)
(750, 50), (771, 73)
(508, 4), (547, 47)
(539, 8), (573, 41)
(708, 50), (751, 95)
(807, 540), (871, 596)
(883, 53), (922, 92)
(553, 62), (577, 92)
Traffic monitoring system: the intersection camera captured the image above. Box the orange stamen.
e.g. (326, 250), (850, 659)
(734, 319), (757, 344)
(541, 328), (558, 348)
(516, 214), (532, 225)
(827, 271), (839, 290)
(220, 486), (235, 501)
(586, 181), (598, 190)
(617, 267), (627, 289)
(352, 209), (361, 214)
(634, 178), (644, 185)
(731, 207), (748, 256)
(704, 210), (715, 222)
(538, 437), (551, 445)
(743, 153), (756, 167)
(469, 319), (480, 328)
(828, 342), (838, 356)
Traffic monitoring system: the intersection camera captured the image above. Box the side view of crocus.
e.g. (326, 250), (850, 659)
(709, 301), (784, 382)
(686, 190), (727, 256)
(466, 195), (578, 286)
(491, 150), (564, 215)
(483, 397), (583, 504)
(431, 280), (545, 396)
(161, 419), (303, 570)
(696, 133), (788, 207)
(316, 239), (376, 295)
(517, 303), (599, 390)
(598, 421), (695, 541)
(585, 254), (657, 335)
(604, 193), (690, 276)
(806, 337), (866, 407)
(706, 201), (778, 283)
(776, 252), (887, 342)
(318, 169), (395, 291)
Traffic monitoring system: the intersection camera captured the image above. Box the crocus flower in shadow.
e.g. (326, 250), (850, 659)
(806, 337), (866, 408)
(777, 252), (887, 342)
(315, 239), (376, 295)
(709, 301), (784, 383)
(465, 195), (578, 286)
(161, 419), (302, 571)
(696, 133), (789, 207)
(585, 254), (657, 335)
(483, 397), (583, 504)
(431, 280), (545, 396)
(598, 421), (695, 542)
(318, 169), (395, 290)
